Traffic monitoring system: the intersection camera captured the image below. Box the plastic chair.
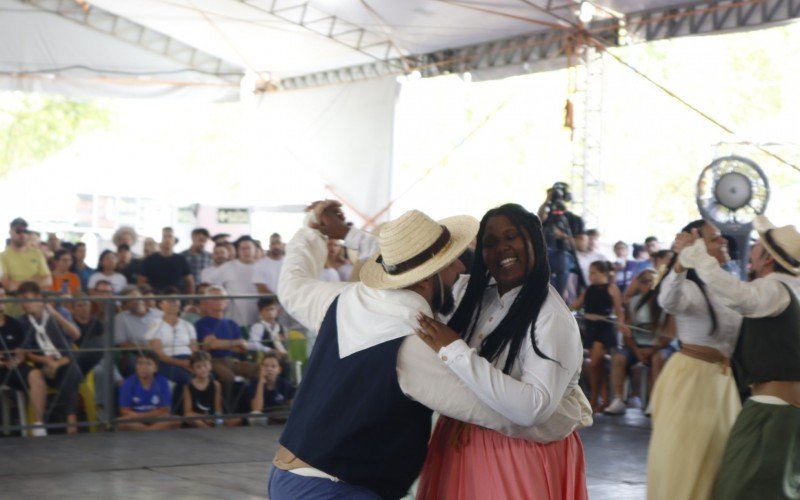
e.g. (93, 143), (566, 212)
(29, 370), (98, 433)
(286, 330), (308, 383)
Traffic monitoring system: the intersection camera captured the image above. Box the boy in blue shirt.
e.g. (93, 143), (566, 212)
(117, 351), (180, 431)
(250, 352), (295, 413)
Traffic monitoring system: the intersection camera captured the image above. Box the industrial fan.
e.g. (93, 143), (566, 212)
(696, 155), (770, 278)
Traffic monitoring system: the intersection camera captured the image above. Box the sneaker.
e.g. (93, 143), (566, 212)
(604, 398), (627, 415)
(627, 396), (642, 409)
(31, 423), (47, 437)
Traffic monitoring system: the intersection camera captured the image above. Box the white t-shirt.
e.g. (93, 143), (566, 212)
(255, 257), (283, 294)
(199, 265), (222, 285)
(577, 250), (608, 284)
(87, 272), (128, 293)
(212, 259), (264, 326)
(320, 268), (340, 282)
(145, 318), (196, 357)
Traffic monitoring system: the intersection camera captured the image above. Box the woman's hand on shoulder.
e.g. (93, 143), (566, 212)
(415, 314), (460, 353)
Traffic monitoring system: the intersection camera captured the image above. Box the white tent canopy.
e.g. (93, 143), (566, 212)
(1, 0), (797, 227)
(3, 0), (795, 99)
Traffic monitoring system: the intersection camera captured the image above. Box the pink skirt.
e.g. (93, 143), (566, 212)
(417, 417), (588, 500)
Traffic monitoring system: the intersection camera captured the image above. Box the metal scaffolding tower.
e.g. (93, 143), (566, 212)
(569, 38), (605, 230)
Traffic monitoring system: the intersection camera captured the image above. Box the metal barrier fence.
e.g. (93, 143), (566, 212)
(0, 293), (298, 436)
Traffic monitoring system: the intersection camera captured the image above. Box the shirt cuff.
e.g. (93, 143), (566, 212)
(437, 339), (472, 365)
(678, 239), (716, 269)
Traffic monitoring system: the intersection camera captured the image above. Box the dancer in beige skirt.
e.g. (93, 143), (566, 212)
(646, 220), (742, 500)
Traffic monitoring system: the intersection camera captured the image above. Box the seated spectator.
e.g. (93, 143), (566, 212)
(117, 350), (179, 431)
(17, 281), (82, 434)
(322, 239), (350, 282)
(70, 242), (94, 292)
(138, 284), (161, 313)
(255, 233), (283, 295)
(182, 351), (227, 428)
(114, 285), (162, 376)
(70, 292), (105, 376)
(248, 296), (291, 375)
(634, 236), (662, 274)
(1, 218), (52, 296)
(88, 250), (127, 293)
(146, 287), (197, 404)
(112, 226), (138, 254)
(0, 284), (47, 436)
(612, 241), (639, 293)
(138, 227), (194, 293)
(181, 228), (213, 285)
(211, 236), (268, 326)
(116, 244), (141, 285)
(89, 279), (117, 320)
(199, 243), (229, 285)
(195, 286), (259, 411)
(143, 237), (157, 258)
(50, 249), (81, 295)
(181, 282), (211, 325)
(250, 352), (295, 413)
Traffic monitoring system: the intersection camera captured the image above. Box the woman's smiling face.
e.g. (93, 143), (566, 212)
(481, 215), (533, 295)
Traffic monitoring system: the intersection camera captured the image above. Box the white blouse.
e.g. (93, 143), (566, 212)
(145, 318), (196, 357)
(657, 270), (742, 357)
(438, 282), (584, 427)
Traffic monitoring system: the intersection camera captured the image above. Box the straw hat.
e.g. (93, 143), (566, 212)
(360, 210), (478, 290)
(753, 215), (800, 276)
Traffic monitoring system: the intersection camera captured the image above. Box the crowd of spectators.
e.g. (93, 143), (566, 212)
(0, 207), (728, 434)
(0, 217), (310, 435)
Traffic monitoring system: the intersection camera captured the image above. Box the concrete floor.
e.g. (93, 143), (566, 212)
(0, 411), (650, 499)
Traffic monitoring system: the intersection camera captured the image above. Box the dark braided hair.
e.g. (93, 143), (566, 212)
(448, 204), (556, 374)
(635, 219), (719, 336)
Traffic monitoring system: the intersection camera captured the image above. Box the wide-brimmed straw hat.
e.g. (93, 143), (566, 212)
(360, 210), (478, 290)
(753, 215), (800, 276)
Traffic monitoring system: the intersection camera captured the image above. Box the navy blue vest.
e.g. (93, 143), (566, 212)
(280, 297), (433, 499)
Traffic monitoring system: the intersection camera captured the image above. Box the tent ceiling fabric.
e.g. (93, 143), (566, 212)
(3, 0), (798, 99)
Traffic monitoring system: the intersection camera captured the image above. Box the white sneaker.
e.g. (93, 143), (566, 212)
(31, 422), (47, 437)
(604, 398), (627, 415)
(627, 396), (642, 409)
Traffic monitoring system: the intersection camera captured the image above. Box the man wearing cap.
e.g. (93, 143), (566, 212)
(0, 218), (52, 292)
(268, 201), (588, 499)
(676, 216), (800, 500)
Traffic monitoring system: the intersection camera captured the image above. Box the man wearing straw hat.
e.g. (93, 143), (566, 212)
(676, 215), (800, 499)
(268, 201), (586, 499)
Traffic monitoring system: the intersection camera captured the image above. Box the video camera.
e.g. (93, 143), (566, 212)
(549, 181), (572, 205)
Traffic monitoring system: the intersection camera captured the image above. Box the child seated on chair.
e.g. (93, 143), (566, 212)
(250, 352), (295, 415)
(182, 351), (238, 427)
(248, 297), (291, 374)
(117, 350), (180, 431)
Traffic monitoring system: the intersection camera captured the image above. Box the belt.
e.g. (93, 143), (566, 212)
(680, 343), (730, 374)
(272, 445), (341, 482)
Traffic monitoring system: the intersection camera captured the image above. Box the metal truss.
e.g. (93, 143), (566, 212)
(627, 0), (800, 42)
(237, 0), (407, 63)
(279, 23), (620, 90)
(19, 0), (244, 83)
(278, 0), (798, 90)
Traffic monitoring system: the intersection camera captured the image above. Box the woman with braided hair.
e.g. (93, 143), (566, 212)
(415, 203), (590, 500)
(646, 219), (742, 500)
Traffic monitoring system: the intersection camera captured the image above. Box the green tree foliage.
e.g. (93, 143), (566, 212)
(0, 92), (110, 175)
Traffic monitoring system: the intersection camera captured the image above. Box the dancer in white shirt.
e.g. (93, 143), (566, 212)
(415, 203), (591, 500)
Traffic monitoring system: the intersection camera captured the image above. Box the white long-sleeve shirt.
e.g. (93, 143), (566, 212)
(657, 269), (741, 357)
(439, 282), (584, 427)
(680, 239), (800, 318)
(278, 222), (590, 442)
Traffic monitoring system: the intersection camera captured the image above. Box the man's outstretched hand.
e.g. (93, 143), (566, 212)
(306, 200), (349, 240)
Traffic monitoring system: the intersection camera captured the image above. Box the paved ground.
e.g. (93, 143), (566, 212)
(0, 410), (650, 499)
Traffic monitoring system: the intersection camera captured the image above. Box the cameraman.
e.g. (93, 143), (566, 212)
(538, 182), (585, 301)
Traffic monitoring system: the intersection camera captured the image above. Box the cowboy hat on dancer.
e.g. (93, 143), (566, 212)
(677, 215), (800, 500)
(268, 201), (590, 500)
